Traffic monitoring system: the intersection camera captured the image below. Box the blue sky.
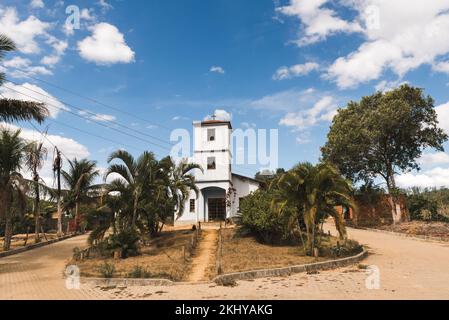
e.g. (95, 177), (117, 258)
(1, 0), (449, 188)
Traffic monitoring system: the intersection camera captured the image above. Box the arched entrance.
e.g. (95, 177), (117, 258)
(201, 187), (226, 222)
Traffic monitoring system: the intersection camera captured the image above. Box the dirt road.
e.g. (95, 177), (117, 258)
(1, 226), (449, 299)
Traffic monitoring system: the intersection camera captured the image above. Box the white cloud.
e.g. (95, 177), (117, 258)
(0, 7), (50, 54)
(432, 61), (449, 74)
(296, 132), (312, 144)
(79, 110), (116, 122)
(1, 122), (90, 186)
(279, 1), (449, 89)
(172, 116), (189, 121)
(397, 167), (449, 189)
(210, 66), (225, 74)
(204, 109), (232, 121)
(77, 23), (135, 65)
(273, 62), (320, 80)
(3, 56), (53, 77)
(80, 8), (96, 21)
(251, 87), (321, 112)
(30, 0), (45, 9)
(325, 0), (449, 88)
(436, 101), (449, 135)
(97, 0), (113, 12)
(418, 152), (449, 166)
(2, 57), (32, 69)
(374, 79), (408, 92)
(277, 0), (362, 45)
(41, 38), (68, 66)
(0, 82), (67, 118)
(279, 95), (338, 130)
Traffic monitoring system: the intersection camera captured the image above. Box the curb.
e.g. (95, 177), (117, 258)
(349, 226), (449, 243)
(212, 248), (368, 284)
(80, 248), (367, 287)
(82, 278), (175, 287)
(0, 234), (78, 258)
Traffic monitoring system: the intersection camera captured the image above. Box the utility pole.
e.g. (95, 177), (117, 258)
(53, 147), (63, 236)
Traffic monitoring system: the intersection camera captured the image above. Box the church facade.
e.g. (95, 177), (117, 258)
(176, 118), (260, 225)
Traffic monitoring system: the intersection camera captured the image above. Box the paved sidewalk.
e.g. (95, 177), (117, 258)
(1, 225), (449, 299)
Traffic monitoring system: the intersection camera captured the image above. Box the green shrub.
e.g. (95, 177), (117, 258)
(72, 247), (81, 260)
(128, 265), (151, 278)
(98, 262), (116, 278)
(107, 229), (140, 259)
(238, 190), (297, 244)
(407, 190), (449, 223)
(324, 239), (363, 258)
(93, 239), (113, 258)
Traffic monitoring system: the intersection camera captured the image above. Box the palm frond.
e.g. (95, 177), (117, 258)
(0, 99), (49, 124)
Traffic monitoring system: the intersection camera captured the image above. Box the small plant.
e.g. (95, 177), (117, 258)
(72, 247), (81, 260)
(108, 229), (140, 258)
(98, 262), (116, 278)
(128, 265), (151, 278)
(215, 277), (237, 287)
(358, 264), (368, 270)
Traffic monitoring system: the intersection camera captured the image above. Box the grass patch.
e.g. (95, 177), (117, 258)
(378, 221), (449, 240)
(72, 229), (196, 281)
(220, 228), (362, 275)
(0, 233), (60, 252)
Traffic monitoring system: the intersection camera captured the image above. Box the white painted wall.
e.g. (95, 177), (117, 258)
(231, 175), (260, 214)
(193, 122), (232, 182)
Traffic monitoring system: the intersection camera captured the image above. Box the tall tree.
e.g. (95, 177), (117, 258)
(105, 150), (158, 228)
(0, 34), (48, 123)
(274, 162), (355, 255)
(159, 157), (202, 220)
(25, 141), (47, 242)
(321, 85), (448, 223)
(0, 129), (28, 251)
(62, 159), (100, 232)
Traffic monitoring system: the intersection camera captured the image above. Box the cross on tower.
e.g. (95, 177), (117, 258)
(211, 114), (217, 120)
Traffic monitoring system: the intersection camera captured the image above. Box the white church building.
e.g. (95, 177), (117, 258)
(176, 118), (261, 225)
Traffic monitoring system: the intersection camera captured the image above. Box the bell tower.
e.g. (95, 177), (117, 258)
(193, 118), (232, 182)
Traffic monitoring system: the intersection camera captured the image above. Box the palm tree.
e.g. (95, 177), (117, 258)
(62, 159), (100, 233)
(24, 141), (47, 242)
(0, 129), (29, 251)
(0, 34), (48, 123)
(274, 162), (355, 255)
(160, 157), (202, 220)
(106, 150), (159, 228)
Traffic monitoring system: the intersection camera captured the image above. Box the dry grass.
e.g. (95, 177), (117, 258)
(220, 228), (350, 274)
(0, 233), (59, 252)
(72, 229), (196, 281)
(378, 221), (449, 240)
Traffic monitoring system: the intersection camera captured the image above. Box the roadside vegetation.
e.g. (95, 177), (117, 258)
(220, 228), (361, 275)
(238, 162), (360, 258)
(71, 229), (197, 281)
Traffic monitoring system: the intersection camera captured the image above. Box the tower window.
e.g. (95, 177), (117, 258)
(207, 129), (215, 141)
(190, 199), (195, 212)
(207, 157), (216, 170)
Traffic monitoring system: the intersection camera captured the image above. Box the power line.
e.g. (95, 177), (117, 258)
(47, 118), (164, 158)
(8, 67), (174, 132)
(2, 83), (173, 152)
(6, 79), (173, 147)
(29, 122), (71, 163)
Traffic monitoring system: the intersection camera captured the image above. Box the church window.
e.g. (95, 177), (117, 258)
(207, 129), (215, 141)
(207, 157), (216, 170)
